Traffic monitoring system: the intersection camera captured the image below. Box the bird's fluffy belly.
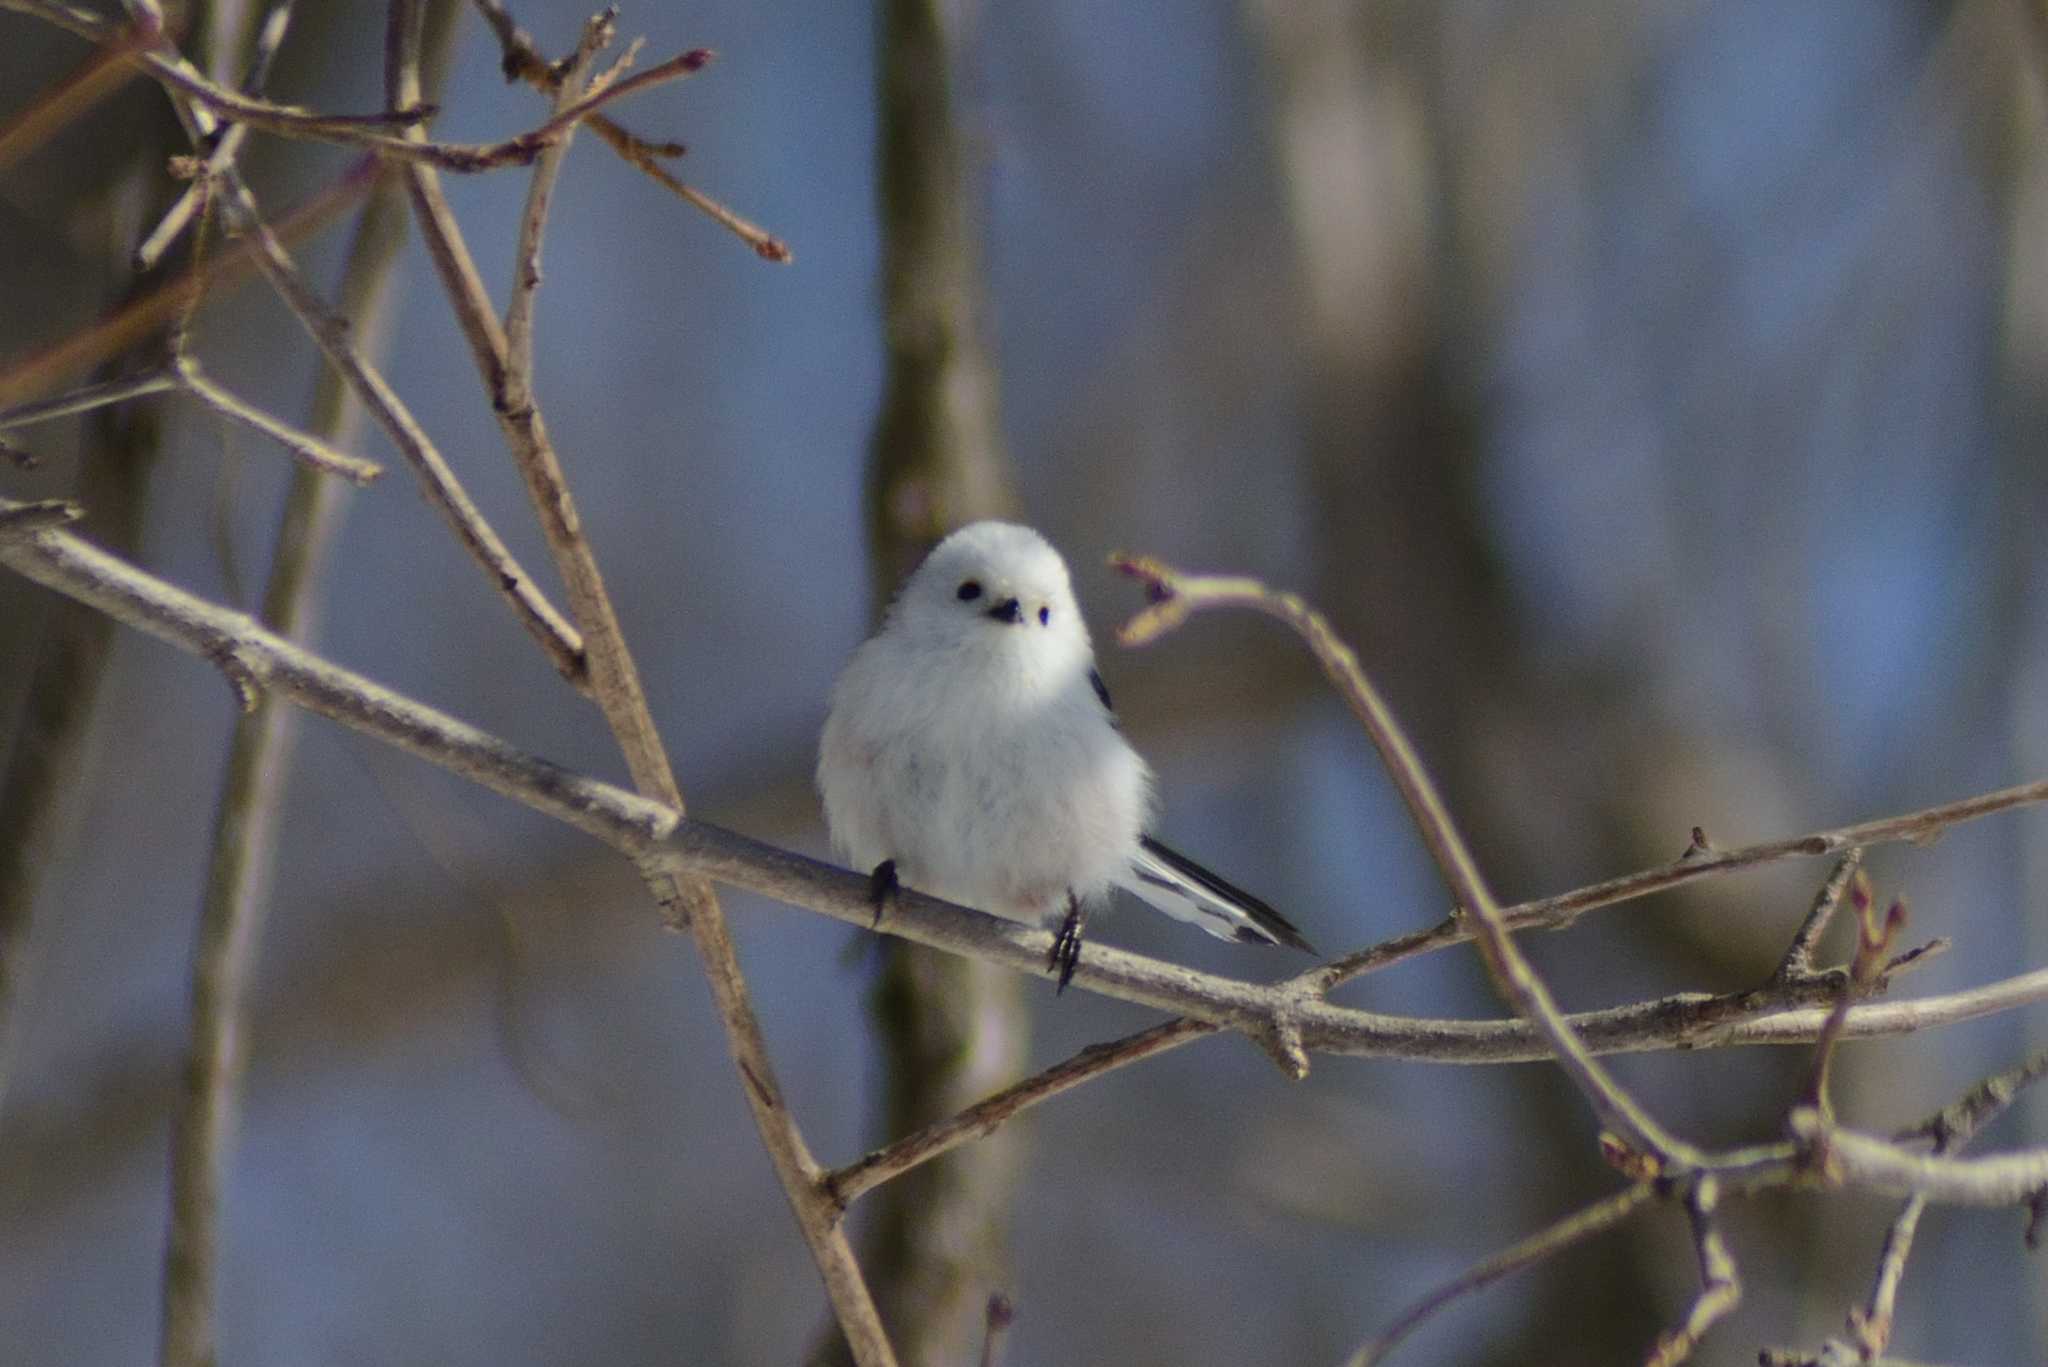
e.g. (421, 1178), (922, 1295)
(867, 719), (1142, 924)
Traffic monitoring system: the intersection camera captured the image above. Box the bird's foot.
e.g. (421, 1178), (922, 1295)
(1049, 895), (1088, 994)
(868, 859), (899, 929)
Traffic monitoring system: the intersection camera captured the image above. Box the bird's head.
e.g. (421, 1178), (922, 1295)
(891, 521), (1094, 682)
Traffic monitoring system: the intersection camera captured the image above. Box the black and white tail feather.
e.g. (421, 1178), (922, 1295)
(1122, 835), (1316, 953)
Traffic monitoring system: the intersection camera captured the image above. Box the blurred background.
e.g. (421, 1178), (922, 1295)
(3, 0), (2047, 1363)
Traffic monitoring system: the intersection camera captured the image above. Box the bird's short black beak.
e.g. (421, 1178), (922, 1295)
(986, 597), (1024, 625)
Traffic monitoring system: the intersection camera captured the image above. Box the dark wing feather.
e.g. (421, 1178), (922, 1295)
(1137, 835), (1316, 954)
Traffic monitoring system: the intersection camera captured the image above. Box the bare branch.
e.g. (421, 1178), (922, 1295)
(153, 10), (464, 1352)
(501, 8), (612, 425)
(384, 13), (889, 1358)
(0, 372), (179, 429)
(7, 0), (711, 175)
(0, 157), (379, 408)
(1302, 779), (2048, 999)
(1114, 554), (1695, 1166)
(1792, 1106), (2048, 1207)
(1342, 1183), (1655, 1367)
(1643, 1177), (1740, 1367)
(201, 161), (588, 683)
(468, 0), (791, 260)
(174, 361), (383, 484)
(7, 505), (2048, 1072)
(134, 0), (294, 270)
(825, 1017), (1209, 1208)
(0, 500), (84, 537)
(1771, 849), (1864, 984)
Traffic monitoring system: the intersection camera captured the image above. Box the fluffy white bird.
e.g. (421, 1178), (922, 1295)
(817, 521), (1313, 990)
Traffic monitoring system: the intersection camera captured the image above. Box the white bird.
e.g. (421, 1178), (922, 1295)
(817, 520), (1313, 990)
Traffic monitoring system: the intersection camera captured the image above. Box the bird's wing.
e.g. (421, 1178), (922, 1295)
(1119, 835), (1315, 953)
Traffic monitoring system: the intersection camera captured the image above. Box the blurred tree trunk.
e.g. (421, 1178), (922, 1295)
(0, 4), (222, 1111)
(812, 0), (1024, 1363)
(1243, 2), (1658, 1358)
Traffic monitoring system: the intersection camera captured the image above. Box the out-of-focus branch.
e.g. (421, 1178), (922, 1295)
(0, 33), (191, 1114)
(0, 156), (377, 408)
(156, 5), (458, 1364)
(1343, 1183), (1656, 1367)
(0, 22), (150, 172)
(802, 0), (1030, 1360)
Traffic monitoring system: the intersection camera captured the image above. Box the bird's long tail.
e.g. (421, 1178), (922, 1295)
(1118, 836), (1316, 953)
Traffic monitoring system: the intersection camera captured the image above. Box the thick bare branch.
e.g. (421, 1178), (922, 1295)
(1792, 1107), (2048, 1207)
(5, 505), (2048, 1073)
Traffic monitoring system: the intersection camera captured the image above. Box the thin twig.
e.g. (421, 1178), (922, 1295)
(9, 0), (713, 175)
(1115, 555), (1695, 1167)
(501, 8), (611, 424)
(1643, 1177), (1740, 1367)
(134, 0), (294, 270)
(1302, 778), (2048, 997)
(196, 148), (587, 682)
(1772, 850), (1864, 984)
(467, 0), (791, 260)
(0, 22), (149, 173)
(826, 1017), (1209, 1207)
(1838, 1051), (2048, 1360)
(1343, 1183), (1655, 1367)
(1799, 876), (1905, 1124)
(0, 372), (179, 429)
(174, 361), (383, 484)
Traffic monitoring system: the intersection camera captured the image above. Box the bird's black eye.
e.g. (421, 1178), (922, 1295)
(956, 580), (983, 602)
(1038, 606), (1051, 626)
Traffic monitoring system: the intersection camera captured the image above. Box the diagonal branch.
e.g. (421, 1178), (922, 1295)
(1115, 554), (1695, 1167)
(382, 9), (890, 1360)
(1342, 1183), (1656, 1367)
